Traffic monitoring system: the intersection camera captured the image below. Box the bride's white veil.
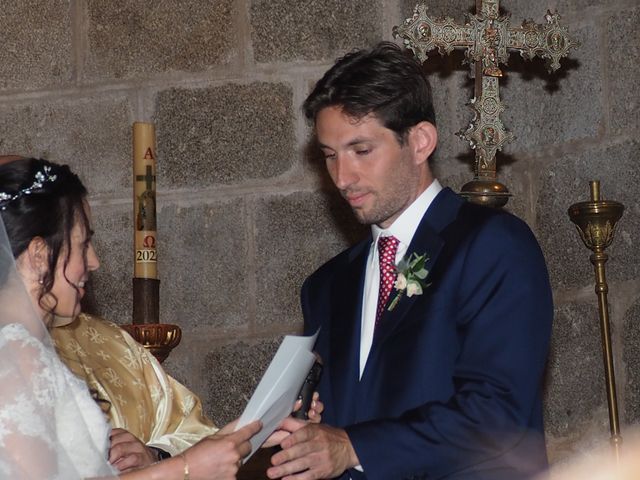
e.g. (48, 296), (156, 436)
(0, 210), (116, 478)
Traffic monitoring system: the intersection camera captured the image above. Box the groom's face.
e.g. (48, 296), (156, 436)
(316, 105), (426, 229)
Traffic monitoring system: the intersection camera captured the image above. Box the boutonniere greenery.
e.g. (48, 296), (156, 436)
(388, 252), (430, 311)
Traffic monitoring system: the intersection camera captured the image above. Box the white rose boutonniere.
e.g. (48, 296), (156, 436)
(388, 252), (430, 311)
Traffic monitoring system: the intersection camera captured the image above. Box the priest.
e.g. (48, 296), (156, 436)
(51, 312), (219, 472)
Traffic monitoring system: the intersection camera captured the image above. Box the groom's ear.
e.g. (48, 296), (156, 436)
(409, 121), (437, 166)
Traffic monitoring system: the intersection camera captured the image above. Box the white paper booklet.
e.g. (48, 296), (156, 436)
(235, 328), (320, 462)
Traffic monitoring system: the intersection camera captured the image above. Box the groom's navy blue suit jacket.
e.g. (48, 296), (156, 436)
(302, 188), (553, 480)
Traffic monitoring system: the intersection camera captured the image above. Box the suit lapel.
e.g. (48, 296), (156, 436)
(327, 188), (465, 421)
(328, 240), (369, 426)
(371, 227), (443, 345)
(370, 188), (463, 352)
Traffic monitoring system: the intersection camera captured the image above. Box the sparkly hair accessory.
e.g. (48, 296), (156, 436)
(0, 166), (58, 210)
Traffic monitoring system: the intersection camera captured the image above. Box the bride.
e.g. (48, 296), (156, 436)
(0, 156), (262, 479)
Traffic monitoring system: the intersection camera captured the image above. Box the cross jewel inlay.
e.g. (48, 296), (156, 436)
(393, 0), (579, 207)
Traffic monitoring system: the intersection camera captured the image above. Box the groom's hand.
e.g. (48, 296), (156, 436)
(267, 423), (359, 479)
(109, 428), (158, 472)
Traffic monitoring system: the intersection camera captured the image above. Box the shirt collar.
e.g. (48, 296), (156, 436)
(371, 179), (442, 246)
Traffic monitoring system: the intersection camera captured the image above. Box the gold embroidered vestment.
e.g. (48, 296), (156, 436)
(51, 313), (218, 455)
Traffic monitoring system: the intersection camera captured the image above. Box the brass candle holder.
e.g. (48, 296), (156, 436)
(568, 180), (624, 462)
(121, 323), (182, 363)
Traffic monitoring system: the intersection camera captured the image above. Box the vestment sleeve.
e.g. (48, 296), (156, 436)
(119, 330), (219, 455)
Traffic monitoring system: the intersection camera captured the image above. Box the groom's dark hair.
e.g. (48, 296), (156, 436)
(303, 41), (436, 145)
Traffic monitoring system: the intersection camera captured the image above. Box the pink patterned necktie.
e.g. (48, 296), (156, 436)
(376, 235), (400, 326)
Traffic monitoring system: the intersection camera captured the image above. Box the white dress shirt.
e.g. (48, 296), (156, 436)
(359, 180), (442, 377)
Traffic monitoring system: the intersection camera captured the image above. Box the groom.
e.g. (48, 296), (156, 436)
(268, 42), (553, 480)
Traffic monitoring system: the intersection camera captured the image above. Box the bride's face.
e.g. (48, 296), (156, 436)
(49, 203), (100, 319)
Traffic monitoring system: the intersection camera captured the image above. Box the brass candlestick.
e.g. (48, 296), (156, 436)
(568, 180), (624, 462)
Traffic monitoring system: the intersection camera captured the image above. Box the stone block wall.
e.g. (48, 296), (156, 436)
(1, 0), (638, 473)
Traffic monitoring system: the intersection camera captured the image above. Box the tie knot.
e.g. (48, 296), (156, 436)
(378, 235), (400, 265)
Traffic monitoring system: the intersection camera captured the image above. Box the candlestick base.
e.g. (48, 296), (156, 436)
(121, 323), (182, 363)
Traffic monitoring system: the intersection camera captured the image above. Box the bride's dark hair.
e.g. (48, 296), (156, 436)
(0, 158), (112, 410)
(0, 157), (90, 310)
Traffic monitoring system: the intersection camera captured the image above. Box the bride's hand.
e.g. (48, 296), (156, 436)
(263, 393), (324, 447)
(263, 417), (308, 448)
(185, 420), (261, 480)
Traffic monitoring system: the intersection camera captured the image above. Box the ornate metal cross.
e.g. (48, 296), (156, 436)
(393, 0), (579, 207)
